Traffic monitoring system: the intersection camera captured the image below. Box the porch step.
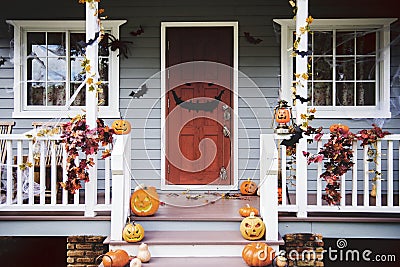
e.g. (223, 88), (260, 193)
(106, 230), (284, 257)
(132, 256), (249, 267)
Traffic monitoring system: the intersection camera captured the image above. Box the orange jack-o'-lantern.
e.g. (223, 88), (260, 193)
(275, 108), (290, 124)
(242, 242), (275, 267)
(112, 119), (132, 135)
(240, 179), (258, 196)
(122, 219), (145, 242)
(130, 186), (160, 216)
(240, 212), (266, 240)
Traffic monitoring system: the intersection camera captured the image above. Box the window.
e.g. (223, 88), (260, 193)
(8, 20), (126, 118)
(274, 18), (396, 118)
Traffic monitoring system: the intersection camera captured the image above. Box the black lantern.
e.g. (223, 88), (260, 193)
(274, 100), (293, 134)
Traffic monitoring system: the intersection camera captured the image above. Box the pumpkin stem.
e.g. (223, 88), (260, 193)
(246, 204), (250, 208)
(95, 254), (113, 267)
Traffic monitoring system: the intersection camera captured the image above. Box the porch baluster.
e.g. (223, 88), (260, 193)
(16, 140), (23, 205)
(351, 140), (358, 207)
(6, 140), (12, 205)
(376, 140), (382, 207)
(363, 145), (369, 206)
(387, 140), (393, 207)
(28, 140), (35, 204)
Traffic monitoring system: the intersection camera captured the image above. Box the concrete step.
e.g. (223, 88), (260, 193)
(106, 230), (284, 257)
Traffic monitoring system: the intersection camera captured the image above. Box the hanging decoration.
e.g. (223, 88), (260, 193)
(100, 33), (133, 58)
(171, 89), (225, 112)
(0, 56), (6, 67)
(273, 100), (293, 134)
(129, 84), (148, 98)
(60, 114), (115, 193)
(244, 32), (263, 44)
(130, 25), (144, 36)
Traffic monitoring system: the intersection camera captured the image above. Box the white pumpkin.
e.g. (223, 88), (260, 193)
(136, 243), (151, 263)
(130, 258), (142, 267)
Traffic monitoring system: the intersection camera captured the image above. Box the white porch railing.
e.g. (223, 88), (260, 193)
(0, 133), (130, 217)
(260, 133), (400, 221)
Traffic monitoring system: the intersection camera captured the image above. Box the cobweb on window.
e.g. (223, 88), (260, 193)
(0, 167), (43, 204)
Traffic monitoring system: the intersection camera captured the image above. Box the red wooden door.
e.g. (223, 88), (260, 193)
(165, 26), (233, 186)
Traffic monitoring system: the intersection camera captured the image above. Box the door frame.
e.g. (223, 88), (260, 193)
(160, 21), (239, 191)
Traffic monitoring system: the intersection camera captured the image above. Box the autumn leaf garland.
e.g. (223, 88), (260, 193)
(60, 114), (115, 193)
(304, 124), (390, 205)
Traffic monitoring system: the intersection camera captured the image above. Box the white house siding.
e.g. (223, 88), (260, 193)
(0, 0), (399, 192)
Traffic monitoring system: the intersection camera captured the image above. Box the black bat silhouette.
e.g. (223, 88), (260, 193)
(171, 90), (225, 112)
(244, 32), (263, 44)
(0, 57), (6, 67)
(281, 125), (303, 147)
(77, 31), (101, 48)
(129, 84), (148, 98)
(294, 50), (312, 57)
(294, 94), (312, 104)
(130, 25), (144, 36)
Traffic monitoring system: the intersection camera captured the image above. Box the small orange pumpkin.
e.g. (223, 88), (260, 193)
(122, 219), (145, 242)
(101, 249), (130, 267)
(242, 242), (275, 267)
(239, 204), (259, 217)
(112, 119), (132, 135)
(329, 123), (349, 134)
(240, 212), (266, 240)
(240, 179), (258, 196)
(130, 186), (160, 216)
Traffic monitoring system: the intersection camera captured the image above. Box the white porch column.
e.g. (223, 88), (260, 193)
(84, 2), (99, 217)
(295, 0), (308, 218)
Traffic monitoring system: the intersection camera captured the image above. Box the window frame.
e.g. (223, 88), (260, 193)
(273, 18), (396, 118)
(7, 20), (126, 119)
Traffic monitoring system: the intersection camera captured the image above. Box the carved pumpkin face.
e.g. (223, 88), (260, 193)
(240, 212), (265, 240)
(102, 249), (130, 267)
(275, 108), (290, 124)
(242, 242), (275, 267)
(130, 186), (160, 216)
(122, 221), (145, 242)
(240, 180), (258, 195)
(112, 119), (132, 135)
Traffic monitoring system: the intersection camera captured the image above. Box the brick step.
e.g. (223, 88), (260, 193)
(106, 230), (283, 257)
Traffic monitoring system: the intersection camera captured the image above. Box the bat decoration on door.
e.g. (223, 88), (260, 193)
(280, 125), (303, 147)
(129, 84), (148, 98)
(293, 94), (312, 104)
(294, 50), (312, 57)
(0, 57), (6, 67)
(172, 90), (225, 112)
(130, 25), (144, 36)
(77, 31), (101, 48)
(244, 32), (263, 44)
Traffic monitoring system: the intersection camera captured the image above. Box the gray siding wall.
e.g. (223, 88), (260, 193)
(0, 0), (399, 191)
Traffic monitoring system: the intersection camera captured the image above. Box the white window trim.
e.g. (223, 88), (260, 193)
(160, 21), (239, 191)
(273, 18), (397, 118)
(7, 20), (126, 119)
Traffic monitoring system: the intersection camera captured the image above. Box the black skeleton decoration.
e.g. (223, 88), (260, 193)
(171, 90), (225, 112)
